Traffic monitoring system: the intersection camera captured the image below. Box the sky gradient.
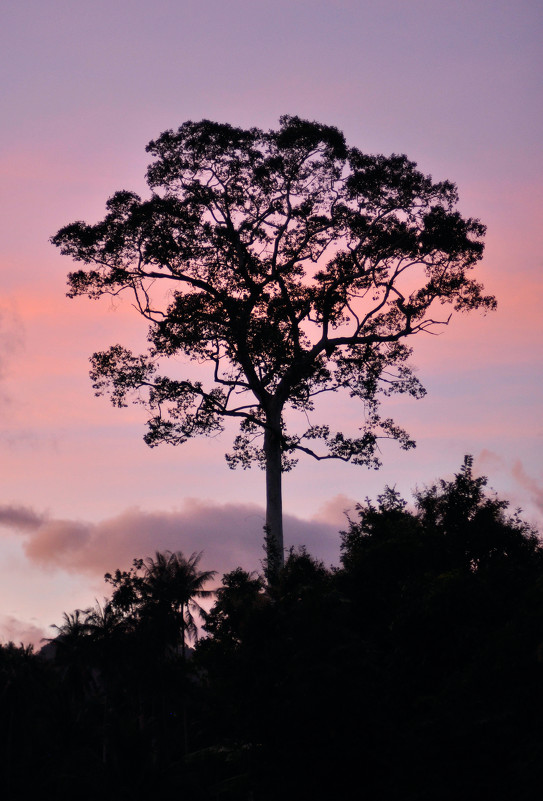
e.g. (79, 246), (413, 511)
(1, 0), (542, 646)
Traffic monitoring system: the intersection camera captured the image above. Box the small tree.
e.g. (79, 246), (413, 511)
(104, 551), (215, 656)
(142, 550), (216, 658)
(52, 116), (495, 574)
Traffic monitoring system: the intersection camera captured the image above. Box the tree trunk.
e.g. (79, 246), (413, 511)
(264, 417), (284, 580)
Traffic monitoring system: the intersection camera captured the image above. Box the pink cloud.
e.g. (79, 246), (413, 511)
(474, 449), (505, 474)
(512, 461), (543, 515)
(0, 499), (341, 579)
(25, 520), (93, 564)
(0, 615), (47, 650)
(312, 494), (357, 527)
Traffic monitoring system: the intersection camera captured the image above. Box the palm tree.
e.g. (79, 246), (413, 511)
(49, 609), (89, 641)
(85, 599), (122, 638)
(143, 550), (216, 658)
(83, 599), (127, 766)
(140, 551), (216, 758)
(45, 610), (95, 712)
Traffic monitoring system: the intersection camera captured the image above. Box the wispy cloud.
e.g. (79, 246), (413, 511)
(474, 449), (505, 473)
(512, 461), (543, 515)
(473, 452), (543, 525)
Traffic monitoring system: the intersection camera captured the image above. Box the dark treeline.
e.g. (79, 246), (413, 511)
(2, 458), (543, 800)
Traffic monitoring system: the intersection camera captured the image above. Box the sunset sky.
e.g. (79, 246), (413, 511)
(1, 0), (542, 647)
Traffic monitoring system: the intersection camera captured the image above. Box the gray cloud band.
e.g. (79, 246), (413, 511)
(0, 499), (346, 578)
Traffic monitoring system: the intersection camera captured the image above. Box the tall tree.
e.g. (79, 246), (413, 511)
(52, 116), (495, 574)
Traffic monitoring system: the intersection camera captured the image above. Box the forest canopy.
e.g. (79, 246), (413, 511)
(2, 460), (542, 800)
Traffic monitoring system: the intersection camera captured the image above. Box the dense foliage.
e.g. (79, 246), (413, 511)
(2, 461), (543, 799)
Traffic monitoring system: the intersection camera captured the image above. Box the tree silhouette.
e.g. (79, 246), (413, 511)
(4, 468), (543, 799)
(201, 567), (266, 650)
(194, 461), (543, 800)
(334, 457), (543, 799)
(46, 609), (96, 705)
(52, 116), (495, 574)
(82, 600), (126, 766)
(142, 550), (216, 658)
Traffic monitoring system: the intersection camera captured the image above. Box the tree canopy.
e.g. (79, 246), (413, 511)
(52, 116), (495, 571)
(196, 460), (543, 800)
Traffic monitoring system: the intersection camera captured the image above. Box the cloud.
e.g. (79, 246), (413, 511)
(0, 504), (47, 531)
(0, 498), (343, 580)
(25, 520), (93, 564)
(474, 449), (505, 474)
(511, 461), (543, 515)
(312, 493), (357, 527)
(0, 615), (47, 650)
(471, 455), (543, 526)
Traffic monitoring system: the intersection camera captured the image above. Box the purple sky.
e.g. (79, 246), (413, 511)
(0, 0), (542, 646)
